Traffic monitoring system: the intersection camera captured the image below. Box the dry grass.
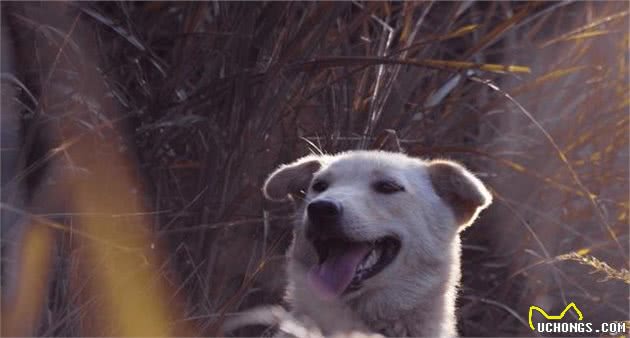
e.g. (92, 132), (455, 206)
(555, 252), (630, 285)
(1, 1), (628, 337)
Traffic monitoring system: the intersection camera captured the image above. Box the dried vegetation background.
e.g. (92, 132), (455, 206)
(1, 1), (628, 337)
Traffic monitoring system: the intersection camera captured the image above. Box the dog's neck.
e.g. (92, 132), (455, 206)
(366, 294), (456, 337)
(349, 274), (458, 337)
(345, 245), (462, 337)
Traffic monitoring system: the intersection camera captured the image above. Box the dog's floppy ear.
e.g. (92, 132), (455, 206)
(263, 155), (323, 201)
(427, 160), (492, 229)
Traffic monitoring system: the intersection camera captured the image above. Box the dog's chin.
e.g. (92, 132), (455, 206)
(307, 235), (401, 298)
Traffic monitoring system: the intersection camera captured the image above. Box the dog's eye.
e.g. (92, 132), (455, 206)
(311, 180), (328, 193)
(373, 180), (404, 194)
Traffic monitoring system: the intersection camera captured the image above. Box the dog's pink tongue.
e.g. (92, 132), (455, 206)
(307, 243), (371, 298)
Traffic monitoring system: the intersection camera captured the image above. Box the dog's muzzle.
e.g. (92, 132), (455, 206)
(304, 198), (401, 298)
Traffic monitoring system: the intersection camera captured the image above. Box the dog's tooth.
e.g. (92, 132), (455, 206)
(356, 245), (384, 274)
(365, 249), (378, 268)
(357, 250), (373, 272)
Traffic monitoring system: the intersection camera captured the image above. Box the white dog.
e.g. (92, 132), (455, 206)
(263, 151), (492, 337)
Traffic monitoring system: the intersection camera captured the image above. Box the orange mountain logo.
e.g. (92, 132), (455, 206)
(528, 302), (584, 331)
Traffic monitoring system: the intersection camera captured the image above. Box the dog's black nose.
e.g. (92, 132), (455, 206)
(308, 199), (342, 221)
(307, 200), (343, 239)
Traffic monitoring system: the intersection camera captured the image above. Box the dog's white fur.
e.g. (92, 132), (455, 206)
(263, 151), (492, 337)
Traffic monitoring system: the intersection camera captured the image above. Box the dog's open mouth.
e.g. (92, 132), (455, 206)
(307, 237), (401, 297)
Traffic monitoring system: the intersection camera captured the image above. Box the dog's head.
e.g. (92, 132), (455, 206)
(264, 151), (491, 312)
